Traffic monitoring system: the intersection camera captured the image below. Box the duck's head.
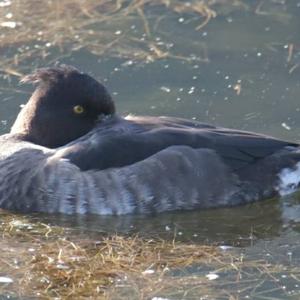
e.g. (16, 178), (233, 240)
(10, 65), (115, 148)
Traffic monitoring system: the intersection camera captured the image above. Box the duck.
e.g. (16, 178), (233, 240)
(0, 65), (300, 215)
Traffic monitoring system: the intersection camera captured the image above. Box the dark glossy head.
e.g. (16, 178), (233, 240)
(10, 65), (115, 148)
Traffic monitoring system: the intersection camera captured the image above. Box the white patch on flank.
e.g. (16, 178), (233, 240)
(277, 162), (300, 196)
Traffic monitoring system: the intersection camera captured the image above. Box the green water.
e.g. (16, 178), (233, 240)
(1, 0), (300, 298)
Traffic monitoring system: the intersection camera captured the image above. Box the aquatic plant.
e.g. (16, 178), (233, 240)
(0, 0), (248, 76)
(0, 210), (299, 299)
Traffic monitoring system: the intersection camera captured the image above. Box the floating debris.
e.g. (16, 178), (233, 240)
(281, 122), (291, 130)
(233, 82), (242, 95)
(0, 0), (11, 7)
(165, 225), (171, 231)
(0, 276), (13, 283)
(142, 269), (155, 275)
(206, 273), (219, 280)
(160, 86), (171, 93)
(219, 245), (233, 251)
(0, 21), (17, 28)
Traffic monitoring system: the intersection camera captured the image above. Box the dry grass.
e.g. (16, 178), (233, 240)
(0, 0), (248, 77)
(0, 211), (221, 299)
(1, 210), (300, 299)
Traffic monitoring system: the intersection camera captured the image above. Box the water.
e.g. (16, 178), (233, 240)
(1, 0), (300, 298)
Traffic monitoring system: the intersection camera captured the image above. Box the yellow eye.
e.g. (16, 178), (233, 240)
(73, 105), (85, 114)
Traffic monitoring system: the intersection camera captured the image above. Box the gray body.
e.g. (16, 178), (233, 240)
(1, 115), (300, 215)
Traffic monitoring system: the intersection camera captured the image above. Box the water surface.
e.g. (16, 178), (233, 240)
(1, 0), (300, 298)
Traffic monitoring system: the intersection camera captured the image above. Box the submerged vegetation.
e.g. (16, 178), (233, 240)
(0, 211), (219, 298)
(0, 0), (241, 63)
(0, 210), (299, 299)
(0, 0), (295, 77)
